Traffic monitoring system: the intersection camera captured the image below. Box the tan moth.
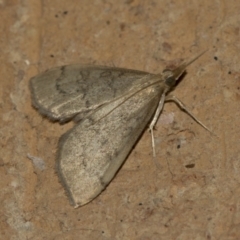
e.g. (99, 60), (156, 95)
(30, 51), (210, 208)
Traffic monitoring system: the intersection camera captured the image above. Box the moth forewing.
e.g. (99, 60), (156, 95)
(30, 65), (151, 122)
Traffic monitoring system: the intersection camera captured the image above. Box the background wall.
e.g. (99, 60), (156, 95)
(1, 0), (239, 239)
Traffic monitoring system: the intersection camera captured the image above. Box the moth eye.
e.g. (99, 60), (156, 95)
(162, 69), (175, 87)
(165, 76), (176, 87)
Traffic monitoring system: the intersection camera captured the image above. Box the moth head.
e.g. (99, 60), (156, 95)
(162, 50), (208, 93)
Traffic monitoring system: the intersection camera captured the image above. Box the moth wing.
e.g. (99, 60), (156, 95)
(30, 65), (152, 122)
(56, 84), (163, 207)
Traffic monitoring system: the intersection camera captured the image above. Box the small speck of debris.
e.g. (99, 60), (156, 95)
(120, 23), (126, 31)
(139, 202), (143, 206)
(27, 154), (46, 171)
(162, 42), (172, 53)
(50, 54), (54, 58)
(214, 56), (218, 61)
(228, 71), (232, 74)
(177, 144), (181, 149)
(185, 163), (195, 168)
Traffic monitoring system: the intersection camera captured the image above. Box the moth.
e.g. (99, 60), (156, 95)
(30, 51), (210, 208)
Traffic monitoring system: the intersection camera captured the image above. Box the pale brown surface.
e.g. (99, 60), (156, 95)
(1, 0), (240, 239)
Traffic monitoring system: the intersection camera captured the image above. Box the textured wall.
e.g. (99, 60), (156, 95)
(1, 0), (239, 239)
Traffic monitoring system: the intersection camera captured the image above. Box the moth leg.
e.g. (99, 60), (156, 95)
(165, 94), (213, 134)
(149, 93), (166, 157)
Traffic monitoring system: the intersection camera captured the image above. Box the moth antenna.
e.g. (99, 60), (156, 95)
(172, 49), (208, 80)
